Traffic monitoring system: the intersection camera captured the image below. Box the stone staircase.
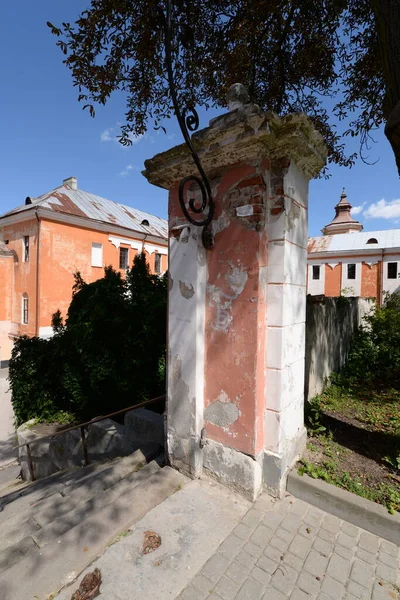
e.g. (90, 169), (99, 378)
(0, 446), (188, 600)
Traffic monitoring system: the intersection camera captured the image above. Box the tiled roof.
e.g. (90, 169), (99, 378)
(308, 229), (400, 253)
(0, 183), (168, 240)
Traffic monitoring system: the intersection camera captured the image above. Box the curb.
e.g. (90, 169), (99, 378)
(287, 470), (400, 544)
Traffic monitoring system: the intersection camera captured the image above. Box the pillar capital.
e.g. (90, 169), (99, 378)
(143, 110), (327, 190)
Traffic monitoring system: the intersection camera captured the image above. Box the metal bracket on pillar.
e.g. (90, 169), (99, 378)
(162, 0), (215, 248)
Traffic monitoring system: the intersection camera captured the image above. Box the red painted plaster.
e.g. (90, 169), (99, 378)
(205, 162), (267, 457)
(325, 264), (341, 297)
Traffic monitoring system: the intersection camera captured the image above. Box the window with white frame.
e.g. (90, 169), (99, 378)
(91, 242), (103, 267)
(23, 236), (29, 262)
(119, 247), (129, 270)
(347, 263), (356, 280)
(387, 262), (398, 279)
(22, 294), (29, 325)
(312, 265), (320, 280)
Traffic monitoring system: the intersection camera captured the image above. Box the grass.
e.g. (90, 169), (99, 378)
(300, 382), (400, 515)
(26, 410), (76, 428)
(315, 382), (400, 437)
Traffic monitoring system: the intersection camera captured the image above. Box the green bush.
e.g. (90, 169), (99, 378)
(342, 293), (400, 387)
(10, 253), (167, 425)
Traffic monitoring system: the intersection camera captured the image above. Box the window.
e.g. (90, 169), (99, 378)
(312, 265), (320, 280)
(23, 236), (29, 262)
(367, 238), (378, 244)
(347, 263), (356, 280)
(155, 253), (162, 274)
(119, 247), (129, 270)
(388, 262), (398, 279)
(22, 294), (28, 325)
(91, 242), (103, 267)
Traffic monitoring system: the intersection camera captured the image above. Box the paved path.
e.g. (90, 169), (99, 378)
(178, 493), (400, 600)
(0, 368), (17, 469)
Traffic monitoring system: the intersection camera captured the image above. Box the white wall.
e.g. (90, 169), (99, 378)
(340, 258), (361, 296)
(307, 263), (325, 295)
(382, 255), (400, 296)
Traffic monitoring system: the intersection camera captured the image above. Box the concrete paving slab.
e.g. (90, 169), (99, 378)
(55, 477), (251, 600)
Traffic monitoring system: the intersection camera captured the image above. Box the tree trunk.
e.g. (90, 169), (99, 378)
(371, 0), (400, 174)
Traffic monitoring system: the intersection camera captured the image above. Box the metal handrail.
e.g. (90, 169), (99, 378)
(16, 394), (166, 481)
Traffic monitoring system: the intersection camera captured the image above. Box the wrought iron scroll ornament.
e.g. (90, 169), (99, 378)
(162, 0), (215, 241)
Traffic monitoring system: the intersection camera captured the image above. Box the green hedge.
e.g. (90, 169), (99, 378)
(10, 253), (167, 426)
(341, 292), (400, 388)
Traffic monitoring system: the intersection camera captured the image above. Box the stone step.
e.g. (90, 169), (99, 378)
(0, 466), (188, 600)
(0, 444), (159, 521)
(0, 460), (160, 554)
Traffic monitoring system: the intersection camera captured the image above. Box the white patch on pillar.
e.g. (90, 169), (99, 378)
(167, 227), (207, 477)
(264, 161), (308, 496)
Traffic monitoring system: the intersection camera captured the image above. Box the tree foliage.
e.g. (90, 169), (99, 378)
(47, 0), (400, 174)
(9, 254), (167, 426)
(341, 293), (400, 388)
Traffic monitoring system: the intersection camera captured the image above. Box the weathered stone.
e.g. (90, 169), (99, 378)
(86, 418), (135, 462)
(17, 416), (143, 482)
(124, 408), (164, 449)
(18, 420), (84, 481)
(203, 439), (263, 501)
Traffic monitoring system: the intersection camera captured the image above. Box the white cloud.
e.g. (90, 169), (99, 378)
(100, 127), (115, 142)
(127, 132), (145, 145)
(364, 198), (400, 220)
(100, 125), (145, 146)
(351, 204), (365, 216)
(119, 164), (140, 177)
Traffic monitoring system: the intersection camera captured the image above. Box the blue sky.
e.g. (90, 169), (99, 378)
(1, 1), (399, 237)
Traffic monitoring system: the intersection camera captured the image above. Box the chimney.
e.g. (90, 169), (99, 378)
(63, 176), (78, 190)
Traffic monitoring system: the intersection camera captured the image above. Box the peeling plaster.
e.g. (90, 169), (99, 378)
(212, 211), (231, 236)
(179, 227), (190, 243)
(208, 285), (236, 333)
(179, 280), (195, 299)
(169, 355), (192, 439)
(205, 400), (239, 428)
(225, 265), (248, 297)
(287, 201), (301, 231)
(208, 264), (248, 333)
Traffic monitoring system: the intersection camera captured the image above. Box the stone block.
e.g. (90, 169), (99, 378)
(262, 427), (307, 497)
(266, 323), (305, 370)
(124, 408), (164, 449)
(203, 439), (262, 501)
(18, 420), (84, 481)
(18, 415), (147, 482)
(86, 418), (135, 461)
(266, 284), (306, 328)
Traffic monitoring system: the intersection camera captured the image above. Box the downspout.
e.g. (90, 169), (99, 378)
(35, 210), (40, 337)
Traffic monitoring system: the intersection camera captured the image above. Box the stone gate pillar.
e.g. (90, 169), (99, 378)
(144, 87), (327, 500)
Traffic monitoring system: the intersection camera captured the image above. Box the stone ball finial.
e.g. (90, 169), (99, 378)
(227, 84), (250, 112)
